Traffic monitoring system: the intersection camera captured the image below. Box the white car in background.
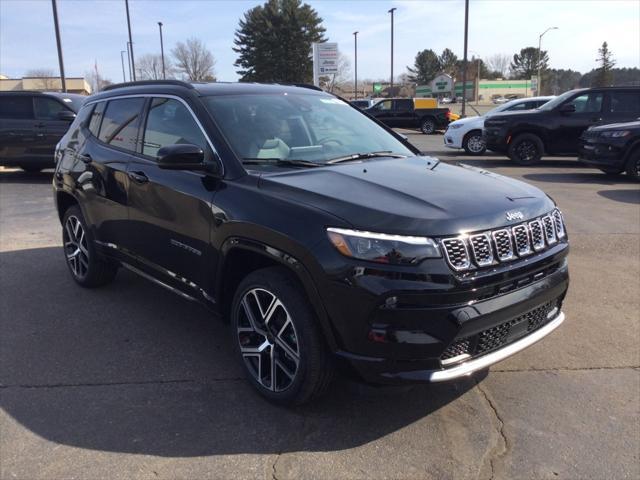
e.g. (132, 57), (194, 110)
(444, 96), (555, 155)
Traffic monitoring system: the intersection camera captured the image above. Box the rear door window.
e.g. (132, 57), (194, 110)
(0, 95), (34, 119)
(142, 97), (207, 158)
(34, 97), (69, 120)
(97, 98), (144, 151)
(609, 91), (640, 113)
(394, 99), (413, 111)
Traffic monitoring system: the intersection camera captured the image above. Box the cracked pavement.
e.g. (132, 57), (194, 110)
(1, 135), (639, 479)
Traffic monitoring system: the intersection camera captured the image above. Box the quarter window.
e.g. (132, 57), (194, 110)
(142, 98), (207, 158)
(98, 98), (144, 151)
(0, 96), (34, 119)
(88, 102), (105, 136)
(609, 91), (640, 113)
(568, 93), (603, 113)
(34, 97), (68, 120)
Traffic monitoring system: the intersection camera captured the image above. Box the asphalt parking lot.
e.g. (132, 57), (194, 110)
(1, 133), (639, 480)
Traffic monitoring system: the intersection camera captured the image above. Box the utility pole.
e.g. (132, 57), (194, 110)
(158, 22), (166, 79)
(537, 27), (558, 96)
(388, 8), (396, 94)
(120, 50), (127, 82)
(461, 0), (469, 116)
(51, 0), (66, 92)
(353, 31), (358, 100)
(125, 0), (136, 81)
(126, 42), (133, 81)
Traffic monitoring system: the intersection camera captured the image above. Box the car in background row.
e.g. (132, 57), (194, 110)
(365, 97), (455, 134)
(0, 91), (84, 172)
(579, 120), (640, 180)
(444, 96), (554, 155)
(483, 87), (640, 165)
(350, 99), (375, 109)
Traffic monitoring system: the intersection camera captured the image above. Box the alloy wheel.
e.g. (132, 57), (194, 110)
(63, 215), (89, 279)
(516, 140), (537, 162)
(422, 120), (435, 134)
(236, 288), (300, 392)
(467, 134), (485, 153)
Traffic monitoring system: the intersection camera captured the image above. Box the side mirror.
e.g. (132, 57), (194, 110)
(559, 103), (576, 114)
(57, 110), (76, 122)
(157, 144), (207, 170)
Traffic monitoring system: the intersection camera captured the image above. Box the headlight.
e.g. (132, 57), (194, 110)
(326, 228), (440, 265)
(448, 124), (463, 129)
(600, 130), (630, 138)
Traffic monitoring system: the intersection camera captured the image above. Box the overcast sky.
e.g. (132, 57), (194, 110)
(1, 0), (638, 83)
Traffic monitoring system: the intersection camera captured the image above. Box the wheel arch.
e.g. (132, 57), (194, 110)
(623, 138), (640, 162)
(55, 190), (80, 223)
(216, 237), (339, 351)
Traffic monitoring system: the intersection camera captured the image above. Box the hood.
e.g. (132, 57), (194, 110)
(256, 156), (554, 236)
(487, 109), (543, 121)
(589, 120), (640, 131)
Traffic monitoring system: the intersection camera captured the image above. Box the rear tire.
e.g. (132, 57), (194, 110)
(463, 131), (486, 155)
(231, 266), (334, 406)
(62, 206), (118, 288)
(508, 133), (544, 165)
(420, 118), (436, 134)
(625, 149), (640, 180)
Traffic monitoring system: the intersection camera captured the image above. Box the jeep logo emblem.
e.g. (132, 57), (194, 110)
(506, 211), (524, 221)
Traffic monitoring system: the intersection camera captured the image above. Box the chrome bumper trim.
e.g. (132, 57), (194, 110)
(427, 312), (565, 382)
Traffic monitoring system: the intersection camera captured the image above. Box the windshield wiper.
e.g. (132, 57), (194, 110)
(326, 151), (407, 164)
(242, 158), (321, 168)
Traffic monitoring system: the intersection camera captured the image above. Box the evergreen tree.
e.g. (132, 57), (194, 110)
(407, 49), (440, 84)
(510, 47), (548, 79)
(593, 41), (616, 87)
(438, 48), (458, 77)
(233, 0), (325, 83)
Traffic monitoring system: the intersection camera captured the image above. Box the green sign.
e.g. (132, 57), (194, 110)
(435, 81), (448, 90)
(373, 83), (383, 93)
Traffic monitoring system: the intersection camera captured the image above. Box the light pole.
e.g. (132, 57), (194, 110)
(461, 0), (469, 116)
(158, 21), (166, 80)
(120, 50), (127, 82)
(126, 42), (133, 81)
(125, 0), (136, 81)
(388, 7), (396, 94)
(537, 26), (558, 95)
(51, 0), (66, 92)
(353, 31), (358, 100)
(470, 50), (481, 104)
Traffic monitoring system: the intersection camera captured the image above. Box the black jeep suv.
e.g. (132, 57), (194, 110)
(579, 120), (640, 179)
(53, 80), (569, 405)
(0, 91), (84, 172)
(484, 87), (640, 165)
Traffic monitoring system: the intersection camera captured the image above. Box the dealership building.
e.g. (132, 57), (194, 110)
(0, 76), (91, 95)
(417, 73), (536, 103)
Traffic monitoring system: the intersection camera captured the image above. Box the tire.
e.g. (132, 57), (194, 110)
(420, 118), (436, 134)
(463, 131), (486, 155)
(508, 133), (544, 165)
(21, 166), (42, 173)
(625, 149), (640, 180)
(62, 206), (118, 287)
(231, 266), (334, 406)
(599, 166), (624, 175)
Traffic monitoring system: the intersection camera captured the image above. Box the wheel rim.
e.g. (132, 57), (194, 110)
(236, 288), (300, 392)
(467, 134), (485, 153)
(422, 121), (434, 133)
(516, 140), (537, 162)
(63, 215), (89, 278)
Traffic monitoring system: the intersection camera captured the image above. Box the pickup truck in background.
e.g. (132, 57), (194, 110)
(364, 98), (457, 134)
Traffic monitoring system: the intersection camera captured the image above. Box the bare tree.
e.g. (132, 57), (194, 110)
(485, 54), (511, 78)
(84, 70), (112, 93)
(137, 53), (175, 80)
(24, 68), (58, 90)
(172, 38), (216, 81)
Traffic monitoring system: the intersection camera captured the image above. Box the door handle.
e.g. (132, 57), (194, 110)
(128, 171), (149, 184)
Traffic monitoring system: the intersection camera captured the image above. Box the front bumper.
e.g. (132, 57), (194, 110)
(578, 141), (626, 169)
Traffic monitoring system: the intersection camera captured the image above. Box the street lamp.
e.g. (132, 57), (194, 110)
(158, 22), (166, 80)
(120, 50), (127, 82)
(51, 0), (67, 92)
(125, 0), (136, 81)
(353, 31), (358, 100)
(388, 7), (396, 94)
(537, 26), (558, 95)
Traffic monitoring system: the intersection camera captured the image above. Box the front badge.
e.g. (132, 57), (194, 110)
(506, 210), (524, 222)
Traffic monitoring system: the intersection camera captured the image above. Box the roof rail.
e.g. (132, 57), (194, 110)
(102, 80), (195, 91)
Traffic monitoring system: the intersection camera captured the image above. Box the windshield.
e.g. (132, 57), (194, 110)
(204, 93), (414, 165)
(537, 90), (579, 111)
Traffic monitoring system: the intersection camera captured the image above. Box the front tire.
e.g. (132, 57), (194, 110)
(508, 133), (544, 165)
(625, 149), (640, 180)
(420, 118), (436, 134)
(231, 267), (333, 406)
(463, 131), (486, 155)
(62, 206), (118, 287)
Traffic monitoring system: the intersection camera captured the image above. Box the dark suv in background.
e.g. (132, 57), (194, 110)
(579, 120), (640, 179)
(0, 91), (84, 172)
(53, 80), (569, 405)
(484, 87), (640, 165)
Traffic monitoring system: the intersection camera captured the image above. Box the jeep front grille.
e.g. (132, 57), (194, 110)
(440, 209), (566, 272)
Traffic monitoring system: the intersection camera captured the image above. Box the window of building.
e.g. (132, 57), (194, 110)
(142, 98), (207, 158)
(0, 96), (34, 119)
(98, 98), (144, 151)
